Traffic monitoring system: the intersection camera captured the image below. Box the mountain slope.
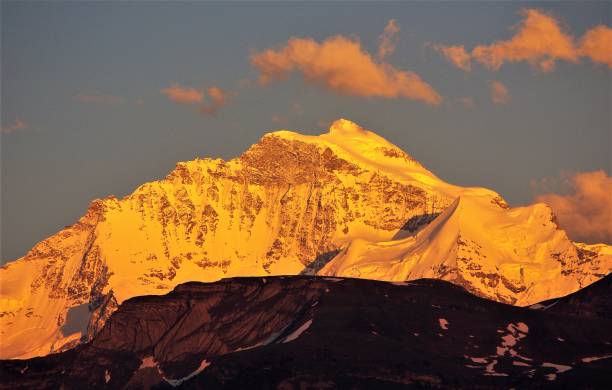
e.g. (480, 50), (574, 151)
(1, 276), (611, 389)
(1, 118), (610, 359)
(319, 195), (610, 305)
(531, 273), (612, 319)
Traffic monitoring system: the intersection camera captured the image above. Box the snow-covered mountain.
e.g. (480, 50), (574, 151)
(319, 196), (610, 305)
(1, 118), (610, 359)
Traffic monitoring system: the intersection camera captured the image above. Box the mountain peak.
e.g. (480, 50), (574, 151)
(265, 118), (373, 144)
(1, 120), (610, 360)
(328, 118), (367, 135)
(263, 118), (432, 185)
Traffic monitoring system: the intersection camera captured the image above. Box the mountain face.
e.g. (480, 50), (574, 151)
(1, 276), (611, 389)
(319, 196), (611, 306)
(1, 118), (610, 359)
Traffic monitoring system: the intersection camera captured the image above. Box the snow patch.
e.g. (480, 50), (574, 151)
(529, 300), (559, 311)
(465, 322), (531, 378)
(541, 361), (573, 381)
(496, 322), (530, 359)
(262, 323), (291, 345)
(164, 360), (210, 387)
(139, 356), (157, 369)
(542, 362), (572, 373)
(283, 319), (313, 343)
(514, 322), (528, 333)
(438, 318), (449, 330)
(233, 342), (264, 352)
(512, 361), (531, 367)
(484, 359), (508, 377)
(139, 355), (210, 387)
(469, 357), (488, 364)
(582, 354), (612, 363)
(390, 281), (413, 286)
(104, 369), (111, 384)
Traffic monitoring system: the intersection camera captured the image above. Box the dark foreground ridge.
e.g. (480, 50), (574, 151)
(1, 275), (611, 389)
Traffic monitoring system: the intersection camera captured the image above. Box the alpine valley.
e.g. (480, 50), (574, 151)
(1, 119), (611, 361)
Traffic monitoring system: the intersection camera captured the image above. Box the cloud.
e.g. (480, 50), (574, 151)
(74, 91), (124, 104)
(378, 19), (400, 59)
(200, 86), (230, 116)
(490, 81), (509, 104)
(578, 25), (612, 67)
(431, 9), (612, 71)
(473, 9), (577, 71)
(534, 170), (612, 243)
(250, 33), (441, 105)
(161, 84), (204, 104)
(1, 118), (27, 133)
(162, 84), (230, 116)
(431, 44), (472, 71)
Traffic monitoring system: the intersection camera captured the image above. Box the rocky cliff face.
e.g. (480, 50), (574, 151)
(0, 118), (610, 359)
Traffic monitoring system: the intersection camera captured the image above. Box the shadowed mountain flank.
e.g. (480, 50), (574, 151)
(1, 276), (611, 389)
(532, 273), (612, 319)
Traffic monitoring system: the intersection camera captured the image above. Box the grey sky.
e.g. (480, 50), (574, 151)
(1, 1), (610, 262)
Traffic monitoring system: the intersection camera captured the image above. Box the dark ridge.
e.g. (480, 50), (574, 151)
(532, 272), (612, 319)
(1, 276), (611, 389)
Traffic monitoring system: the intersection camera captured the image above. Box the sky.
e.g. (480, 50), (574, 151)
(1, 1), (610, 262)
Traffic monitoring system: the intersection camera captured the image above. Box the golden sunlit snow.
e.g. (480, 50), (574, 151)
(1, 119), (610, 359)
